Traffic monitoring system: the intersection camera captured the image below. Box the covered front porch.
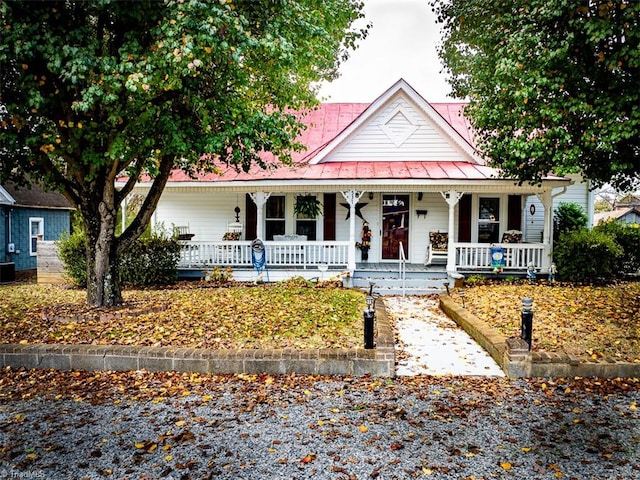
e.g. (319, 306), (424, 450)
(167, 185), (562, 279)
(177, 238), (549, 275)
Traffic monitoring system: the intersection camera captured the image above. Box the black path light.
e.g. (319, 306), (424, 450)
(521, 297), (534, 350)
(458, 288), (466, 308)
(363, 282), (378, 349)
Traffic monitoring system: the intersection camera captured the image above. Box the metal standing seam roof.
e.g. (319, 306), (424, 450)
(161, 101), (495, 184)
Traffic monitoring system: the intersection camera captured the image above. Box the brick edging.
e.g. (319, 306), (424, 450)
(439, 294), (640, 378)
(0, 304), (396, 377)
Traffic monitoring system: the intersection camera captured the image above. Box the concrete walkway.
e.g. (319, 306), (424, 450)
(384, 296), (505, 377)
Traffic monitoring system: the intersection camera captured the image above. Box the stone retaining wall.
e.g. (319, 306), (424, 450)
(0, 304), (396, 377)
(439, 295), (639, 378)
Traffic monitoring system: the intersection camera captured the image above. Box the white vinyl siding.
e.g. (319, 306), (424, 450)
(324, 96), (470, 162)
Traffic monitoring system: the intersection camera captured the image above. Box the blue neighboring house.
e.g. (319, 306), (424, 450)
(1, 182), (73, 282)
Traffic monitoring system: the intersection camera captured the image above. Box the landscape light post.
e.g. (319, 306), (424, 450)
(363, 283), (376, 349)
(521, 297), (534, 350)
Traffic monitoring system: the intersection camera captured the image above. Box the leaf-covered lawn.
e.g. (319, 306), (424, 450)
(451, 282), (640, 363)
(0, 283), (365, 349)
(2, 281), (639, 362)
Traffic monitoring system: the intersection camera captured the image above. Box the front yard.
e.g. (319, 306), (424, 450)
(0, 280), (638, 363)
(0, 280), (364, 350)
(449, 281), (640, 363)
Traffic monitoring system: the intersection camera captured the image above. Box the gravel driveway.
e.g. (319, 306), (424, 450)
(1, 372), (638, 479)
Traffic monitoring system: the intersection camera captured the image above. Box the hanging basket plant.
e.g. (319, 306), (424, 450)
(294, 195), (322, 218)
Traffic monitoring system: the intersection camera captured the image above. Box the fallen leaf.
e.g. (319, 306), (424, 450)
(300, 453), (316, 463)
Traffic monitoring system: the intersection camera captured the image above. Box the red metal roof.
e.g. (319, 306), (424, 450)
(161, 101), (489, 184)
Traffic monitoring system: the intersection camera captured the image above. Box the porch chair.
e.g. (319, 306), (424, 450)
(175, 225), (195, 241)
(501, 230), (523, 243)
(500, 230), (522, 268)
(426, 231), (448, 265)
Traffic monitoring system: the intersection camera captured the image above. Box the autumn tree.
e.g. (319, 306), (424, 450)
(0, 0), (367, 306)
(432, 0), (640, 190)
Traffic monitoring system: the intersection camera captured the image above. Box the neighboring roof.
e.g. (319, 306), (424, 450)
(594, 207), (640, 224)
(1, 182), (72, 210)
(0, 185), (14, 205)
(614, 195), (640, 208)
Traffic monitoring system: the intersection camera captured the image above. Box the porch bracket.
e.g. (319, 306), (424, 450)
(441, 190), (464, 273)
(249, 191), (272, 241)
(340, 190), (365, 271)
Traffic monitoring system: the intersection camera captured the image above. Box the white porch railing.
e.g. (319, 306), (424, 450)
(454, 243), (549, 271)
(179, 240), (549, 272)
(178, 241), (350, 269)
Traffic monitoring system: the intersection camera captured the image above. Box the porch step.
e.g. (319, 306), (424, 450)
(349, 268), (449, 296)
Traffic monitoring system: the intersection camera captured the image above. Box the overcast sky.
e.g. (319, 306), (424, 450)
(318, 0), (453, 103)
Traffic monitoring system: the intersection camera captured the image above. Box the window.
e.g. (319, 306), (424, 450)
(265, 196), (285, 240)
(295, 195), (317, 240)
(478, 198), (500, 243)
(29, 217), (44, 256)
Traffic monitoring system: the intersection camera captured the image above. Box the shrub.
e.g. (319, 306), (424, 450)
(119, 235), (181, 286)
(57, 230), (181, 288)
(553, 202), (588, 242)
(594, 221), (640, 275)
(56, 229), (88, 287)
(553, 228), (623, 283)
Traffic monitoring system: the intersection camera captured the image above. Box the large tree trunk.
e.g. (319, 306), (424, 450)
(85, 198), (122, 307)
(78, 154), (175, 307)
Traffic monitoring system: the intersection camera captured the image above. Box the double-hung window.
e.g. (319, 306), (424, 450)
(29, 217), (44, 256)
(477, 198), (500, 243)
(265, 196), (285, 240)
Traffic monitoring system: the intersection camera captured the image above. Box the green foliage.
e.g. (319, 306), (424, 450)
(553, 202), (588, 242)
(594, 221), (640, 274)
(57, 230), (181, 287)
(464, 274), (487, 285)
(0, 0), (366, 305)
(553, 229), (623, 283)
(56, 230), (88, 287)
(203, 266), (234, 284)
(119, 235), (182, 286)
(433, 0), (640, 190)
(293, 195), (323, 218)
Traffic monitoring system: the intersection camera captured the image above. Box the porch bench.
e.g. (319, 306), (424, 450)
(273, 234), (307, 265)
(426, 231), (448, 265)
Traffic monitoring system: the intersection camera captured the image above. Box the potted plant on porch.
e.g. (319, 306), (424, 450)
(293, 195), (322, 218)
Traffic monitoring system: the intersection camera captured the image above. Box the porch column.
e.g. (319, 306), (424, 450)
(536, 190), (553, 271)
(340, 190), (364, 271)
(249, 191), (271, 240)
(441, 190), (464, 272)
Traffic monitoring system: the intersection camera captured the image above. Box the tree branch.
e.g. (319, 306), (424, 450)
(116, 154), (175, 254)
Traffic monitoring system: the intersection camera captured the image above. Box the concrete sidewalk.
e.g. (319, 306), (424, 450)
(384, 296), (505, 377)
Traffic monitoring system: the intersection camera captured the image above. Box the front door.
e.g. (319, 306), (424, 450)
(382, 195), (409, 260)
